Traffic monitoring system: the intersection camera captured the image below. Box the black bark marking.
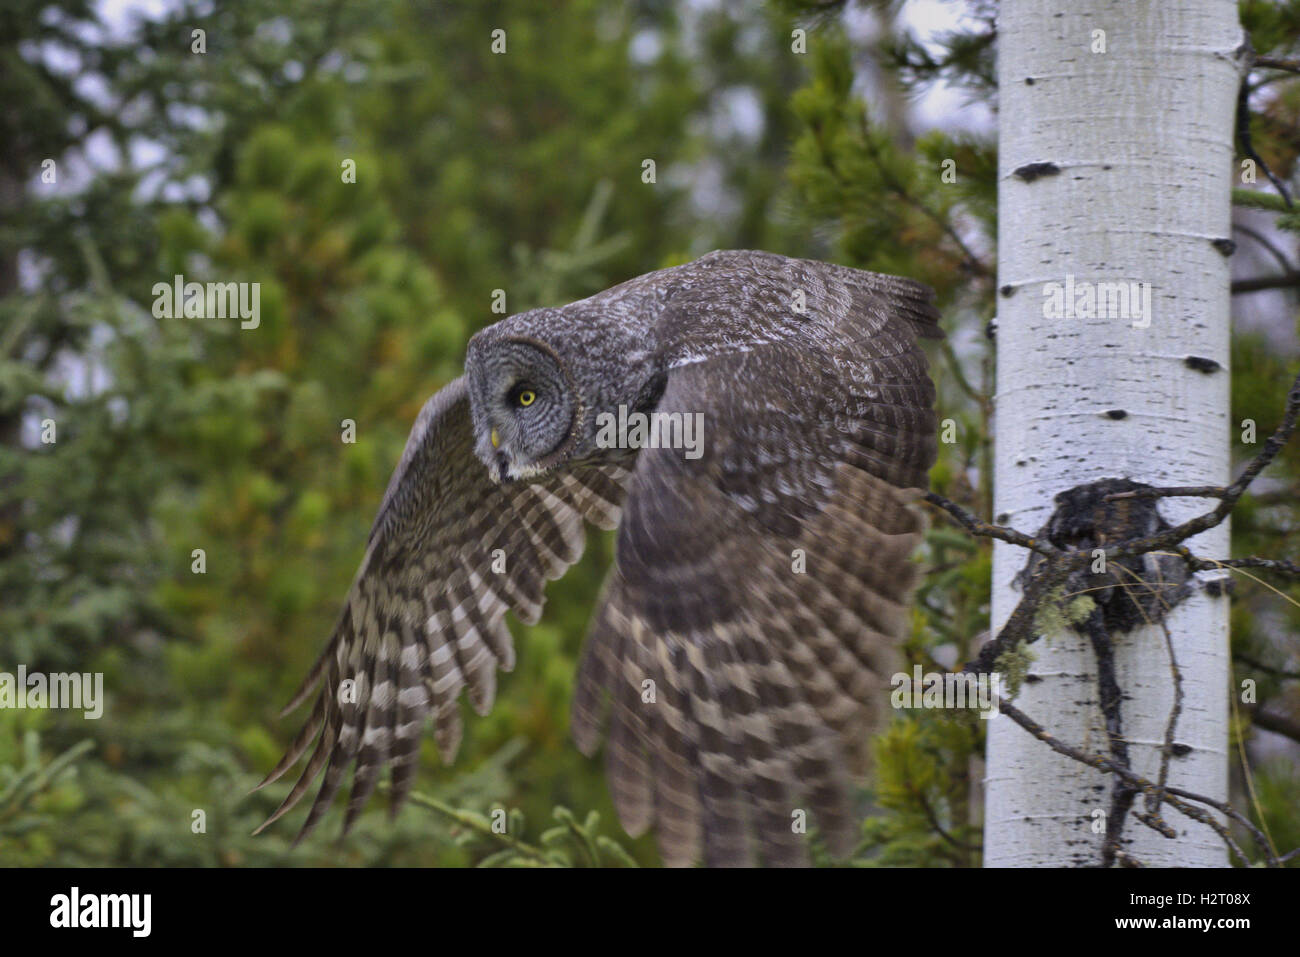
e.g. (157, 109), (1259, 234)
(1013, 161), (1060, 183)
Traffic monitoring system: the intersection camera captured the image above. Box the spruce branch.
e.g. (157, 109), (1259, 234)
(386, 785), (639, 868)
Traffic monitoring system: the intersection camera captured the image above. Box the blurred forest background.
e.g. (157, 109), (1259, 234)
(2, 0), (1298, 866)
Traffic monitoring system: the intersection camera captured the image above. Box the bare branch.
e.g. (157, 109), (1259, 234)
(964, 555), (1077, 675)
(1185, 553), (1300, 580)
(1235, 223), (1296, 275)
(1149, 619), (1184, 822)
(1233, 652), (1300, 681)
(944, 365), (1300, 865)
(1232, 272), (1300, 294)
(1246, 704), (1300, 745)
(1104, 485), (1227, 502)
(1237, 76), (1294, 207)
(1254, 55), (1300, 74)
(1097, 367), (1300, 559)
(996, 701), (1279, 867)
(922, 492), (1056, 556)
(1081, 608), (1139, 867)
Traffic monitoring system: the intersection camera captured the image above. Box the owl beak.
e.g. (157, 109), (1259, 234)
(490, 427), (500, 449)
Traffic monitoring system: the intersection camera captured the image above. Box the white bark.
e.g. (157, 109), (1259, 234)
(986, 0), (1244, 866)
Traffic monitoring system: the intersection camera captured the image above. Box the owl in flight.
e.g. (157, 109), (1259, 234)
(256, 249), (942, 866)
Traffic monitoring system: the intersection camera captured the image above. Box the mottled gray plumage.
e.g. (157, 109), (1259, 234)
(255, 249), (943, 866)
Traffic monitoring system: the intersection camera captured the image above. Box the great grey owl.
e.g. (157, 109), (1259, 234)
(255, 249), (942, 866)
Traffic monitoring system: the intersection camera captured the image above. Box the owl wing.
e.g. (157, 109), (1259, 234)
(254, 376), (630, 843)
(570, 264), (941, 866)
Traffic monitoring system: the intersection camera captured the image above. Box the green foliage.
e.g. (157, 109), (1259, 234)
(1248, 758), (1300, 863)
(1, 0), (826, 868)
(783, 12), (999, 865)
(396, 791), (640, 868)
(4, 0), (1297, 870)
(1241, 0), (1300, 55)
(857, 716), (982, 867)
(0, 717), (94, 859)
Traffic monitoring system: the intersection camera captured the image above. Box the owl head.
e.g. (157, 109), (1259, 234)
(465, 329), (582, 484)
(465, 302), (665, 483)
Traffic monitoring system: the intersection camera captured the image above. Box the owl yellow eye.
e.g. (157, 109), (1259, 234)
(517, 389), (536, 407)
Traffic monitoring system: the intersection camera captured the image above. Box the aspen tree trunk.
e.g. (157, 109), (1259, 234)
(986, 0), (1245, 866)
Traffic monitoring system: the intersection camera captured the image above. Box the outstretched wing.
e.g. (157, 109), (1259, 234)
(254, 376), (629, 843)
(571, 261), (941, 866)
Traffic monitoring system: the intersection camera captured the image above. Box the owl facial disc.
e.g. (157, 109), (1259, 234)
(465, 336), (577, 482)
